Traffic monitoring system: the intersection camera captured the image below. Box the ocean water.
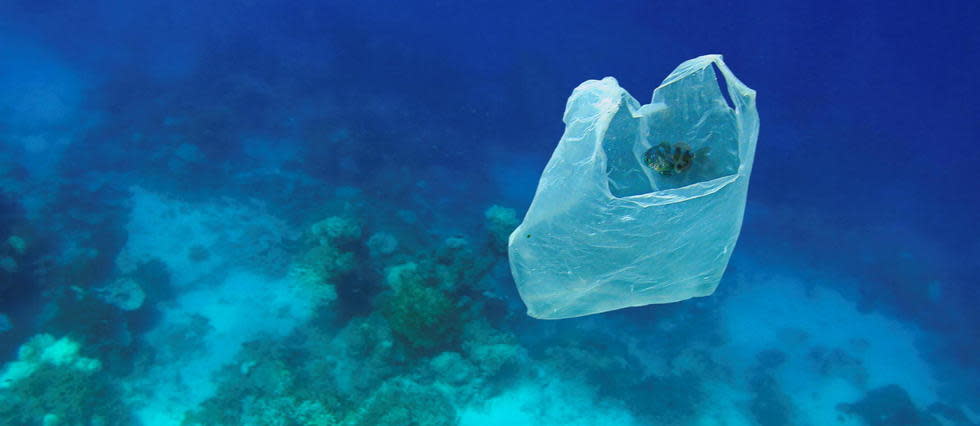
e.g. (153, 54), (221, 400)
(0, 1), (977, 425)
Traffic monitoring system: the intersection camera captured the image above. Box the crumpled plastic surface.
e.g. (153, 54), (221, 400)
(508, 55), (759, 319)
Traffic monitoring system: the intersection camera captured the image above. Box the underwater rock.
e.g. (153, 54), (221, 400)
(442, 236), (469, 251)
(837, 385), (941, 426)
(95, 277), (146, 311)
(384, 261), (422, 289)
(187, 244), (210, 263)
(6, 235), (26, 255)
(0, 313), (11, 333)
(748, 373), (796, 426)
(310, 215), (362, 247)
(396, 209), (418, 224)
(180, 338), (338, 426)
(289, 215), (362, 292)
(466, 342), (525, 377)
(167, 143), (205, 174)
(429, 351), (476, 386)
(755, 349), (788, 370)
(460, 319), (527, 377)
(484, 204), (518, 252)
(324, 314), (398, 399)
(384, 252), (487, 296)
(42, 413), (58, 426)
(291, 242), (353, 289)
(808, 346), (868, 387)
(0, 256), (16, 273)
(367, 232), (398, 258)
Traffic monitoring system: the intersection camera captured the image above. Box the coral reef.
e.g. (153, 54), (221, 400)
(94, 277), (146, 311)
(304, 313), (401, 400)
(0, 334), (131, 425)
(483, 205), (518, 253)
(290, 243), (353, 290)
(375, 229), (514, 355)
(381, 268), (460, 353)
(180, 204), (530, 424)
(310, 216), (361, 247)
(343, 377), (456, 426)
(0, 256), (16, 273)
(290, 215), (363, 293)
(182, 340), (341, 426)
(0, 234), (26, 274)
(0, 334), (101, 387)
(366, 232), (398, 259)
(0, 362), (132, 425)
(6, 236), (26, 256)
(460, 319), (527, 379)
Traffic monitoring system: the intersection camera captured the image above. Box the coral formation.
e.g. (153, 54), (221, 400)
(94, 277), (146, 311)
(0, 362), (132, 425)
(366, 232), (398, 258)
(837, 385), (941, 426)
(0, 256), (16, 273)
(0, 334), (131, 425)
(429, 351), (476, 386)
(5, 235), (26, 255)
(290, 215), (362, 292)
(1, 234), (28, 274)
(310, 216), (361, 247)
(314, 314), (400, 399)
(460, 319), (527, 378)
(0, 334), (102, 387)
(291, 243), (354, 288)
(484, 204), (518, 252)
(0, 314), (11, 333)
(182, 340), (341, 426)
(179, 202), (530, 424)
(343, 377), (456, 426)
(381, 268), (459, 353)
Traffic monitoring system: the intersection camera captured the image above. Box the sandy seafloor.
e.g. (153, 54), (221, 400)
(0, 2), (978, 425)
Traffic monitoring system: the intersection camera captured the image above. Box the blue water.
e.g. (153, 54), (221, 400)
(0, 1), (977, 424)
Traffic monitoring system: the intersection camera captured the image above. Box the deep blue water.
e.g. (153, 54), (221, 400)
(0, 1), (977, 425)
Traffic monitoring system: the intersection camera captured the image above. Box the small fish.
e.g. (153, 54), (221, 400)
(644, 142), (709, 176)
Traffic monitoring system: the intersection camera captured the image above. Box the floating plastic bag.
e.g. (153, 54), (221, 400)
(508, 55), (758, 319)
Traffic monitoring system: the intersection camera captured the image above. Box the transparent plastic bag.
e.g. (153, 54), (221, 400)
(508, 55), (759, 319)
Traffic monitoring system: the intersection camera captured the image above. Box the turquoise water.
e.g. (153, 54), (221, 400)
(0, 2), (976, 425)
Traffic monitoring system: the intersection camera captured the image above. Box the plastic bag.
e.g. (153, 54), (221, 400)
(508, 55), (759, 319)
